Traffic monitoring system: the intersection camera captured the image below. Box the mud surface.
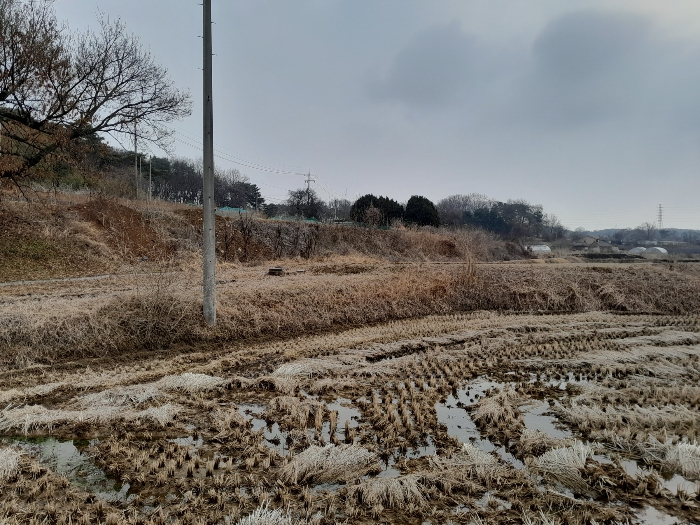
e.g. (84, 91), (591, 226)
(1, 311), (700, 524)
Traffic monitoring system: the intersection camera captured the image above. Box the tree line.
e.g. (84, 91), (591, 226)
(0, 0), (566, 242)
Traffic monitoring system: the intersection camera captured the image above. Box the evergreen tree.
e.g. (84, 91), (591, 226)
(404, 196), (440, 227)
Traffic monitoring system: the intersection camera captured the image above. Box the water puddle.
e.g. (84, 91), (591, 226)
(169, 435), (203, 450)
(238, 404), (287, 455)
(375, 462), (402, 478)
(435, 395), (482, 443)
(311, 482), (344, 494)
(635, 506), (682, 525)
(474, 491), (512, 510)
(326, 398), (361, 431)
(621, 459), (699, 496)
(592, 454), (614, 465)
(435, 379), (524, 469)
(1, 436), (131, 502)
(521, 400), (572, 439)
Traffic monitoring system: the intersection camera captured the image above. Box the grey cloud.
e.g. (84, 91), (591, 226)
(368, 21), (481, 108)
(517, 10), (654, 126)
(534, 11), (651, 82)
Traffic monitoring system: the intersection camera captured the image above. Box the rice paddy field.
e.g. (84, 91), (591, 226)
(2, 294), (700, 524)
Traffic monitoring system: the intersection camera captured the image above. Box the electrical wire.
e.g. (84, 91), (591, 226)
(168, 127), (307, 175)
(170, 125), (308, 172)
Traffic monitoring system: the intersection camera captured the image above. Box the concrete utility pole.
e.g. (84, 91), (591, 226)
(134, 122), (138, 199)
(202, 0), (216, 325)
(149, 157), (152, 202)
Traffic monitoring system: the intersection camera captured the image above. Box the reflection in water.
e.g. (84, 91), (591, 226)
(521, 400), (572, 439)
(2, 436), (131, 502)
(620, 459), (699, 496)
(636, 506), (681, 525)
(435, 379), (526, 469)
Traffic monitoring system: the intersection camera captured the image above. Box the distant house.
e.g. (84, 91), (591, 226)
(572, 235), (599, 251)
(597, 241), (620, 254)
(572, 236), (618, 253)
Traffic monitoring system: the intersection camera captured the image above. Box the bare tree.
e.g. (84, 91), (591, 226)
(363, 205), (382, 229)
(0, 0), (191, 184)
(541, 213), (565, 241)
(639, 222), (657, 241)
(436, 193), (493, 227)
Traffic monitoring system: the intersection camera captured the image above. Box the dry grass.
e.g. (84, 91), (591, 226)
(345, 474), (424, 509)
(429, 442), (506, 481)
(530, 441), (595, 493)
(280, 444), (379, 485)
(234, 503), (290, 525)
(518, 428), (572, 457)
(640, 438), (700, 478)
(606, 433), (700, 479)
(156, 372), (226, 392)
(472, 387), (521, 426)
(0, 448), (20, 482)
(234, 502), (319, 525)
(3, 260), (700, 370)
(0, 310), (697, 523)
(77, 384), (163, 408)
(0, 402), (180, 434)
(553, 401), (700, 433)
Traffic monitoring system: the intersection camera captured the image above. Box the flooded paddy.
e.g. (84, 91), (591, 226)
(1, 311), (700, 523)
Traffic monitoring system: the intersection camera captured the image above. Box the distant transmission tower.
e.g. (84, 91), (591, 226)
(657, 204), (664, 230)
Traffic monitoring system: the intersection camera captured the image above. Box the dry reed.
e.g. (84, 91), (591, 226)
(530, 441), (594, 493)
(345, 474), (424, 509)
(0, 448), (20, 482)
(0, 403), (180, 434)
(280, 444), (379, 485)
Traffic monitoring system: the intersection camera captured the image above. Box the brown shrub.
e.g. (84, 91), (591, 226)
(2, 262), (700, 368)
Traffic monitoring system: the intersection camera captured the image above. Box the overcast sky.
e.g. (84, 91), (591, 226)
(55, 1), (700, 230)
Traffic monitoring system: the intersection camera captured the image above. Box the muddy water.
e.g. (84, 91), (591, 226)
(435, 379), (525, 469)
(521, 400), (572, 439)
(237, 404), (288, 455)
(169, 435), (203, 450)
(636, 506), (683, 525)
(621, 459), (699, 496)
(1, 436), (131, 502)
(237, 398), (362, 456)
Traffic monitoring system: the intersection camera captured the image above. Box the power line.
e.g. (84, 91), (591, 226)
(171, 125), (308, 172)
(163, 124), (356, 205)
(170, 135), (294, 196)
(168, 127), (307, 175)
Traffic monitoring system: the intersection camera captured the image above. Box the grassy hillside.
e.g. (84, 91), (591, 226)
(0, 194), (514, 282)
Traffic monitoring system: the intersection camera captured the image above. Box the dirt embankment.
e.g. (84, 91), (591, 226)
(1, 261), (699, 370)
(73, 199), (176, 260)
(0, 195), (515, 282)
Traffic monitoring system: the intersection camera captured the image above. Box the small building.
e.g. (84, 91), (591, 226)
(580, 235), (600, 245)
(572, 235), (600, 251)
(597, 241), (619, 254)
